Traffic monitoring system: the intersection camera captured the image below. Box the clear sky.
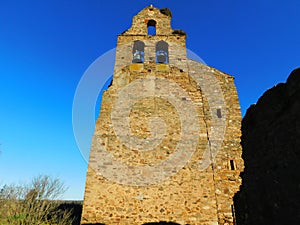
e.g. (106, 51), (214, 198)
(0, 0), (299, 200)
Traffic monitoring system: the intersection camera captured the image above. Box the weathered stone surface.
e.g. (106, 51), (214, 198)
(81, 6), (243, 225)
(234, 68), (300, 225)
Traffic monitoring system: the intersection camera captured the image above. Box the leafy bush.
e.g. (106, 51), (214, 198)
(0, 175), (74, 225)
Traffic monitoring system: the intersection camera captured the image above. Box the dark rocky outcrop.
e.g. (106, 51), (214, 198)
(234, 68), (300, 225)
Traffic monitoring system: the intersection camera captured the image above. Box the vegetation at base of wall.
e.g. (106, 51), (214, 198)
(57, 201), (82, 225)
(0, 175), (78, 225)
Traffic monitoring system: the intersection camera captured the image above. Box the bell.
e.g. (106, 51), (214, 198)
(132, 50), (143, 63)
(157, 51), (167, 64)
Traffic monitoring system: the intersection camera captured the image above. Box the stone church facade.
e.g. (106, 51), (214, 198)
(81, 6), (243, 225)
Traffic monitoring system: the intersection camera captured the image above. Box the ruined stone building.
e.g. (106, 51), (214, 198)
(81, 6), (243, 225)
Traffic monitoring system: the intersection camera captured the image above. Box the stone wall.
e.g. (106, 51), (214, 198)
(81, 6), (243, 225)
(234, 68), (300, 225)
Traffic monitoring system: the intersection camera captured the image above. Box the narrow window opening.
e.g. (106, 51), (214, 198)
(132, 40), (145, 63)
(156, 41), (169, 64)
(217, 108), (222, 118)
(230, 160), (235, 170)
(147, 20), (156, 35)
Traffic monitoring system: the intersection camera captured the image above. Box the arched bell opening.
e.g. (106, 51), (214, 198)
(147, 19), (157, 35)
(156, 41), (169, 64)
(132, 40), (145, 63)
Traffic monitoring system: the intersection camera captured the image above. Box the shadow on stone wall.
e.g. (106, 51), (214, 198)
(234, 68), (300, 225)
(82, 222), (179, 225)
(82, 224), (105, 225)
(57, 201), (82, 225)
(143, 222), (181, 225)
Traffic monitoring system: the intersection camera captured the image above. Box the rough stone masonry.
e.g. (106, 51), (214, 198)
(81, 6), (243, 225)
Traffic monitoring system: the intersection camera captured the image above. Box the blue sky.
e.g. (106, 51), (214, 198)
(0, 0), (299, 200)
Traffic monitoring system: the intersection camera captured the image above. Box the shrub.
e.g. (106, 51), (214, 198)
(0, 175), (74, 225)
